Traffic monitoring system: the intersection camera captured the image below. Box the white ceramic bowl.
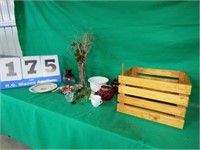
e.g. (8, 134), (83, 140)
(88, 76), (109, 92)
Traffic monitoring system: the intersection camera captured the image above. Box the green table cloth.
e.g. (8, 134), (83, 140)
(1, 83), (199, 149)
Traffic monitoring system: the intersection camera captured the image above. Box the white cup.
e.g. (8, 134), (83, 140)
(90, 95), (103, 107)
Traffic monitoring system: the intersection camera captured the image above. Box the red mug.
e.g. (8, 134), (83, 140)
(98, 85), (115, 101)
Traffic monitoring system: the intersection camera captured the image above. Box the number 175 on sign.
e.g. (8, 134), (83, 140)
(0, 55), (61, 89)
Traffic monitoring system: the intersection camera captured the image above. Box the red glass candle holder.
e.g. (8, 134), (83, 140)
(98, 85), (115, 101)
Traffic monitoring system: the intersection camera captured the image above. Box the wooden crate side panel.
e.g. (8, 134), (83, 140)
(136, 67), (180, 78)
(132, 67), (138, 77)
(179, 72), (192, 95)
(118, 94), (186, 117)
(118, 75), (191, 95)
(138, 75), (179, 83)
(185, 73), (192, 85)
(118, 85), (189, 106)
(179, 72), (192, 87)
(123, 68), (132, 76)
(179, 72), (186, 84)
(117, 103), (184, 129)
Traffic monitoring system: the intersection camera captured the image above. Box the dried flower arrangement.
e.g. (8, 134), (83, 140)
(71, 33), (94, 87)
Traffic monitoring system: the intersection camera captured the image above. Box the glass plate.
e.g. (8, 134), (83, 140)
(29, 83), (58, 93)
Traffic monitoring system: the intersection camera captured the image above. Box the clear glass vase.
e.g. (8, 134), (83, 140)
(63, 69), (76, 85)
(78, 62), (86, 87)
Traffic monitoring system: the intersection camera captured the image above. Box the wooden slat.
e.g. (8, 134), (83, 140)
(122, 64), (124, 75)
(118, 85), (189, 106)
(118, 75), (192, 95)
(118, 94), (186, 117)
(136, 67), (180, 78)
(117, 103), (184, 129)
(138, 75), (179, 83)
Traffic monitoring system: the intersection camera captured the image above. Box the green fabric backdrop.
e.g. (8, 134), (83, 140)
(15, 1), (199, 106)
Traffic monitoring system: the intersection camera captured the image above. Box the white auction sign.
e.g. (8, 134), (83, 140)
(0, 55), (61, 89)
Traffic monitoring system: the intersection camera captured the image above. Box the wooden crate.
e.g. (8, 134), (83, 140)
(117, 66), (192, 129)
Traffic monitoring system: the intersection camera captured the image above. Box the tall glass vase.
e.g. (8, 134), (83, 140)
(78, 61), (86, 87)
